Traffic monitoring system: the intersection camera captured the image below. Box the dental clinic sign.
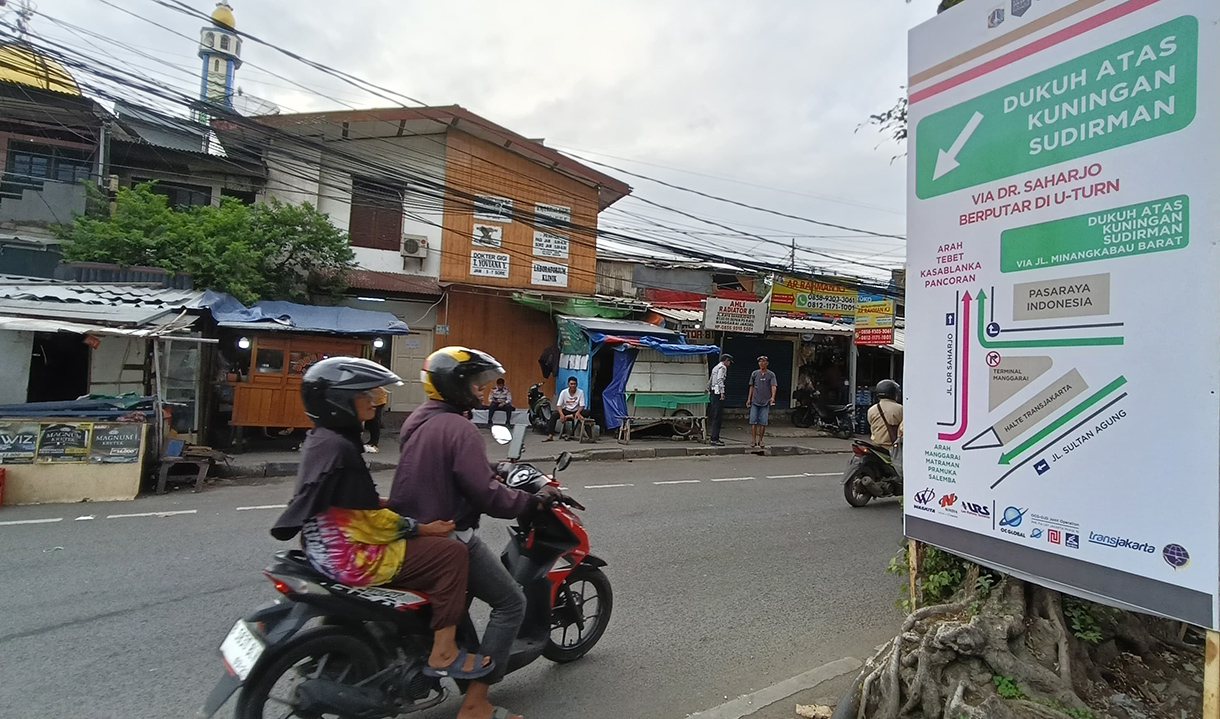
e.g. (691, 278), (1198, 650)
(905, 0), (1220, 629)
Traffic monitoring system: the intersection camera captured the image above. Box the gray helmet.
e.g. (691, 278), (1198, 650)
(301, 357), (401, 430)
(875, 379), (901, 401)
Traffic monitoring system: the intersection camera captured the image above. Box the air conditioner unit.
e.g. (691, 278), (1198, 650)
(400, 235), (428, 259)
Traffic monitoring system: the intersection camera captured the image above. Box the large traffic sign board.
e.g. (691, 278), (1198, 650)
(905, 0), (1220, 629)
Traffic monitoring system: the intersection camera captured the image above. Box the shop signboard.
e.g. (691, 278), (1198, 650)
(473, 195), (513, 223)
(472, 223), (503, 248)
(534, 202), (571, 229)
(704, 298), (767, 335)
(854, 292), (895, 346)
(470, 251), (510, 278)
(905, 0), (1220, 628)
(530, 261), (569, 288)
(88, 423), (143, 464)
(0, 421), (39, 464)
(532, 230), (570, 259)
(36, 422), (91, 463)
(769, 276), (856, 319)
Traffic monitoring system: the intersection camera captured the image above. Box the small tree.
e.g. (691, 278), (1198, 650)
(57, 183), (355, 304)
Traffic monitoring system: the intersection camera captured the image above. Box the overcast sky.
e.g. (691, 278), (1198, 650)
(36, 0), (943, 279)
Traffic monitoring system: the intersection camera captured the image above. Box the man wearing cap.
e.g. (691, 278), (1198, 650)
(747, 356), (778, 449)
(707, 353), (732, 446)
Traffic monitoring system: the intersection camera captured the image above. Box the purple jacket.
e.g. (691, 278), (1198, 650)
(388, 400), (531, 531)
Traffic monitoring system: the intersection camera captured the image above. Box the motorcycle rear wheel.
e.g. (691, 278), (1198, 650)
(843, 470), (874, 508)
(544, 567), (613, 663)
(235, 627), (381, 719)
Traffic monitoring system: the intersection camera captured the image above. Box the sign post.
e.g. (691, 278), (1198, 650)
(906, 0), (1220, 630)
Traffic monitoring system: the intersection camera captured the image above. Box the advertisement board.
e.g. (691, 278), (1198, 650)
(905, 0), (1220, 627)
(854, 292), (895, 346)
(0, 421), (38, 464)
(530, 261), (569, 288)
(704, 298), (767, 335)
(36, 423), (91, 463)
(769, 276), (856, 319)
(470, 251), (510, 279)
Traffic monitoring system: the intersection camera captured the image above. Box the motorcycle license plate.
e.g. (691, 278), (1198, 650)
(219, 620), (264, 681)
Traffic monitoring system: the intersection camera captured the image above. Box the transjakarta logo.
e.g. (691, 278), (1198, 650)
(913, 488), (937, 514)
(1088, 531), (1155, 554)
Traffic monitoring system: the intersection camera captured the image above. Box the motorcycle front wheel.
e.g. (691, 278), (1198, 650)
(791, 407), (814, 428)
(235, 628), (381, 719)
(843, 470), (874, 508)
(544, 567), (613, 663)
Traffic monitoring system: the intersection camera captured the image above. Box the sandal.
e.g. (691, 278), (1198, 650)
(490, 708), (521, 719)
(542, 436), (555, 442)
(422, 649), (495, 680)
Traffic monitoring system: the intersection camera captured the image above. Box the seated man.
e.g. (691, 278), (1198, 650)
(272, 357), (493, 681)
(546, 376), (585, 442)
(485, 377), (514, 427)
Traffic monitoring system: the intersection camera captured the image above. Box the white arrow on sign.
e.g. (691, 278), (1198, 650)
(933, 111), (985, 180)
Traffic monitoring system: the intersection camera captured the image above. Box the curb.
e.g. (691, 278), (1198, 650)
(220, 445), (851, 479)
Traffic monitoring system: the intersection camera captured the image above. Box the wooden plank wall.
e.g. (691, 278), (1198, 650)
(439, 130), (599, 295)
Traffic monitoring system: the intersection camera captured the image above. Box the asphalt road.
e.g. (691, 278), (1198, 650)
(0, 452), (903, 719)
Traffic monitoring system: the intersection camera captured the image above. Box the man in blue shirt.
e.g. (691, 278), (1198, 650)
(746, 356), (778, 449)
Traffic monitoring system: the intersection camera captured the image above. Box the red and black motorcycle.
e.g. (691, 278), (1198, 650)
(199, 429), (611, 719)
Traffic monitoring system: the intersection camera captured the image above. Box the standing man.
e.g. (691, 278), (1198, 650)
(485, 377), (514, 427)
(545, 376), (586, 442)
(746, 355), (778, 449)
(707, 353), (732, 446)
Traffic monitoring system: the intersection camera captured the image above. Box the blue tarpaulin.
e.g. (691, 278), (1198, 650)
(601, 349), (637, 430)
(200, 290), (410, 335)
(585, 332), (719, 356)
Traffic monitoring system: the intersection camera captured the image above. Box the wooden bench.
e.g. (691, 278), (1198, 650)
(616, 415), (706, 444)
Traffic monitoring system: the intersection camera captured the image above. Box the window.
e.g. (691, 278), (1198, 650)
(220, 35), (231, 51)
(136, 178), (212, 209)
(204, 32), (215, 48)
(1, 141), (92, 199)
(221, 188), (257, 205)
(348, 177), (404, 250)
(255, 348), (285, 375)
(212, 59), (221, 72)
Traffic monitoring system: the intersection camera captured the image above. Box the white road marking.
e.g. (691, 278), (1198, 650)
(75, 515), (95, 521)
(766, 472), (841, 479)
(0, 517), (63, 526)
(105, 510), (197, 519)
(711, 476), (754, 483)
(654, 479), (701, 485)
(686, 656), (862, 719)
(809, 471), (841, 477)
(235, 504), (287, 511)
(584, 483), (635, 489)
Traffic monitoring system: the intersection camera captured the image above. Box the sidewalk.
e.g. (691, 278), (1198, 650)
(216, 421), (857, 479)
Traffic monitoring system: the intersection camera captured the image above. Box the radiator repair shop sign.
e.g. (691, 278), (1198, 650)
(532, 230), (570, 259)
(0, 420), (39, 464)
(474, 195), (513, 223)
(531, 261), (569, 288)
(904, 0), (1220, 628)
(769, 276), (857, 319)
(88, 423), (143, 464)
(705, 298), (768, 334)
(470, 251), (510, 279)
(36, 422), (91, 463)
(854, 292), (895, 346)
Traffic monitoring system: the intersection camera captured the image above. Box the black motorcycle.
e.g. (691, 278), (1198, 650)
(528, 382), (554, 432)
(842, 439), (902, 507)
(791, 387), (854, 439)
(199, 427), (611, 719)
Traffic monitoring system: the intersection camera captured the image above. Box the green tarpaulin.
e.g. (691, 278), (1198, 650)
(512, 293), (634, 318)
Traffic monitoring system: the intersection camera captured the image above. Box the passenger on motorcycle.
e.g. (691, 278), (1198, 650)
(390, 347), (561, 719)
(271, 357), (494, 681)
(867, 379), (904, 449)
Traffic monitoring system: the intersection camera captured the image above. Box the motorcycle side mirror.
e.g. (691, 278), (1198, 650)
(507, 423), (526, 461)
(554, 451), (572, 473)
(491, 425), (513, 445)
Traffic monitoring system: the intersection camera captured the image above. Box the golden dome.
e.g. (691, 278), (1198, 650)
(0, 44), (80, 96)
(211, 2), (236, 30)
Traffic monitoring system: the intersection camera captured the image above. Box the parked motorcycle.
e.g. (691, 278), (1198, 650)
(528, 382), (554, 432)
(791, 387), (854, 439)
(842, 439), (902, 507)
(199, 425), (611, 719)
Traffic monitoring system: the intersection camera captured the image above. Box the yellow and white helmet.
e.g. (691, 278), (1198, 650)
(421, 346), (504, 410)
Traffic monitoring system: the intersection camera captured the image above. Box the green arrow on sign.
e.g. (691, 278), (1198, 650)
(933, 111), (984, 180)
(998, 375), (1127, 465)
(976, 290), (1124, 348)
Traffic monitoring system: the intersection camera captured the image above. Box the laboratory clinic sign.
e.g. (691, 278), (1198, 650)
(704, 298), (767, 335)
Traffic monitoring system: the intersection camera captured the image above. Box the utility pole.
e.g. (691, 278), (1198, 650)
(789, 239), (796, 273)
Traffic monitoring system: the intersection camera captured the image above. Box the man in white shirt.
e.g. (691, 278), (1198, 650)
(707, 353), (732, 446)
(546, 376), (586, 442)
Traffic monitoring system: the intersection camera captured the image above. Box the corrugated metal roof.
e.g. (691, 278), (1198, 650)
(767, 316), (853, 335)
(650, 306), (703, 322)
(0, 282), (204, 326)
(887, 324), (905, 353)
(346, 270), (442, 297)
(559, 315), (679, 338)
(0, 313), (200, 337)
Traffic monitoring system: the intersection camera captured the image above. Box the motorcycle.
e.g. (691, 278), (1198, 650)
(791, 387), (854, 439)
(842, 439), (902, 507)
(528, 382), (554, 433)
(199, 425), (611, 719)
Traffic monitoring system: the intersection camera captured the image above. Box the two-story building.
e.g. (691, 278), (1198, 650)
(219, 105), (631, 410)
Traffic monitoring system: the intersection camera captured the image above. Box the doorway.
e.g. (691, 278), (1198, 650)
(389, 330), (434, 411)
(27, 332), (90, 402)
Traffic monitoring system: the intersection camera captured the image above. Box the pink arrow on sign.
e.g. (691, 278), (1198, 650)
(938, 292), (971, 441)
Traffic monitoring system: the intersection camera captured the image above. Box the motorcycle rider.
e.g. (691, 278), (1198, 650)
(271, 357), (493, 681)
(389, 347), (562, 719)
(867, 379), (904, 449)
